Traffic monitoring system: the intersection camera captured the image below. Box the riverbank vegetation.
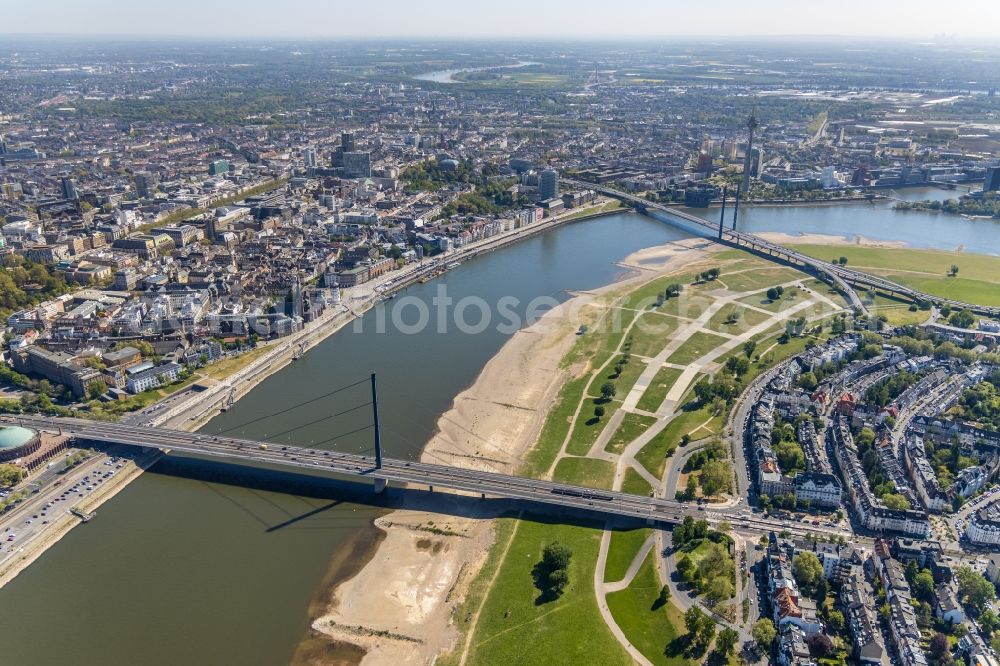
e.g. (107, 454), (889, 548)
(894, 192), (1000, 219)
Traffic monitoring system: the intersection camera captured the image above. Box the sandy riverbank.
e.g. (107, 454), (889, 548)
(309, 237), (716, 665)
(756, 231), (908, 249)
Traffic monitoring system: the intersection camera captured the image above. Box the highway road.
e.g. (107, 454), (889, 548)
(6, 414), (852, 542)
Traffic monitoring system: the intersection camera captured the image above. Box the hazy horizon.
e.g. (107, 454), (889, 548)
(5, 0), (1000, 40)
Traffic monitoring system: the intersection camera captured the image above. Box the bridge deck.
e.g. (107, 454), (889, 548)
(7, 415), (835, 538)
(567, 178), (1000, 317)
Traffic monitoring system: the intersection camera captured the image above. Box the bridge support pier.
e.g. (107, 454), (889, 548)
(373, 477), (387, 494)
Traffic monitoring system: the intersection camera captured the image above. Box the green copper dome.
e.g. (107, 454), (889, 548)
(0, 426), (35, 450)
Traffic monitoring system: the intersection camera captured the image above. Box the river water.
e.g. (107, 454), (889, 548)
(413, 61), (538, 83)
(1, 194), (997, 665)
(0, 212), (688, 666)
(680, 185), (1000, 254)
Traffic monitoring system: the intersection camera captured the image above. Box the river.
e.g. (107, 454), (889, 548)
(1, 193), (997, 665)
(413, 61), (538, 83)
(0, 211), (689, 666)
(679, 185), (1000, 254)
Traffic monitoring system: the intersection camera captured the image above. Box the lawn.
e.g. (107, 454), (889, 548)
(606, 413), (657, 455)
(199, 345), (272, 381)
(444, 515), (632, 666)
(716, 266), (804, 293)
(622, 467), (654, 496)
(786, 244), (1000, 307)
(521, 373), (589, 478)
(705, 305), (772, 335)
(636, 366), (685, 413)
(737, 286), (805, 313)
(634, 405), (720, 478)
(553, 457), (616, 490)
(560, 199), (623, 221)
(630, 312), (682, 358)
(605, 527), (653, 583)
(606, 552), (698, 666)
(666, 331), (728, 365)
(870, 295), (932, 327)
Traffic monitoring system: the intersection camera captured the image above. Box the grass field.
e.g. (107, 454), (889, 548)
(606, 413), (658, 455)
(553, 457), (616, 490)
(716, 266), (804, 293)
(447, 514), (632, 666)
(737, 286), (805, 313)
(705, 305), (772, 335)
(622, 467), (654, 496)
(634, 405), (721, 478)
(787, 244), (1000, 307)
(636, 366), (685, 413)
(606, 552), (698, 666)
(630, 312), (682, 358)
(560, 199), (623, 221)
(666, 331), (728, 365)
(521, 373), (589, 478)
(605, 527), (653, 583)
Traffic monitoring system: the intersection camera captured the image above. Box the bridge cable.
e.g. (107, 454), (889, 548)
(213, 377), (370, 434)
(311, 423), (374, 449)
(257, 401), (372, 441)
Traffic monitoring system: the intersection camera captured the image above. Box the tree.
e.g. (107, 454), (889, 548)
(704, 574), (734, 604)
(928, 633), (949, 661)
(699, 460), (733, 497)
(547, 567), (569, 596)
(716, 627), (739, 656)
(957, 566), (996, 614)
(827, 609), (845, 633)
(950, 264), (960, 277)
(979, 608), (1000, 638)
(743, 340), (757, 358)
(593, 405), (605, 420)
(677, 554), (695, 578)
(0, 464), (26, 488)
(685, 474), (698, 500)
(725, 355), (750, 377)
(912, 570), (935, 603)
(752, 618), (777, 649)
(806, 633), (834, 658)
(535, 542), (572, 600)
(684, 606), (707, 637)
(793, 552), (824, 596)
(949, 308), (975, 329)
(86, 380), (108, 400)
(600, 381), (616, 401)
(542, 542), (572, 572)
(766, 287), (780, 301)
(838, 256), (848, 265)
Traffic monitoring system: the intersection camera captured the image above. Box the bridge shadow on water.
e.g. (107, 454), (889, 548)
(142, 453), (653, 534)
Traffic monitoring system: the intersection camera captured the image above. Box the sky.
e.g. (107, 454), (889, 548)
(4, 0), (1000, 39)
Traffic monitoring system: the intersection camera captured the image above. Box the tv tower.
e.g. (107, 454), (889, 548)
(740, 97), (760, 195)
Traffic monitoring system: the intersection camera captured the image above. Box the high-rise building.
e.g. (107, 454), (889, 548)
(209, 159), (229, 176)
(304, 148), (317, 168)
(342, 151), (371, 179)
(539, 169), (559, 201)
(60, 176), (79, 200)
(985, 166), (1000, 192)
(341, 131), (355, 153)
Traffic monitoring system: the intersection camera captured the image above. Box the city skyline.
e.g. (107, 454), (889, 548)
(5, 0), (1000, 39)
